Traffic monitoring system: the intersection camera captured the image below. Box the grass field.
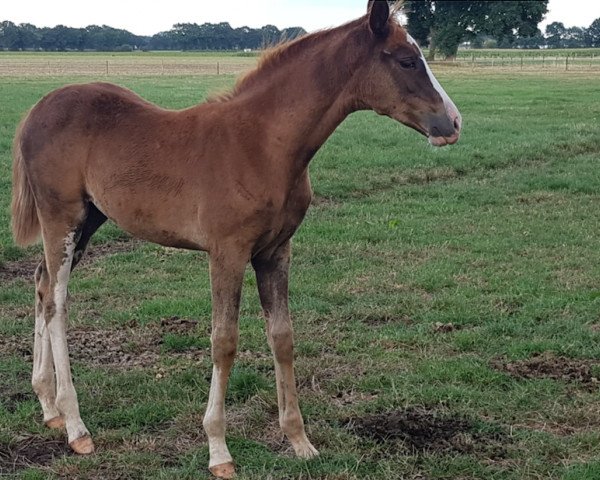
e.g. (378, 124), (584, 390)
(1, 57), (600, 479)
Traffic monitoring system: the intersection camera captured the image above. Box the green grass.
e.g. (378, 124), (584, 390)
(1, 63), (600, 479)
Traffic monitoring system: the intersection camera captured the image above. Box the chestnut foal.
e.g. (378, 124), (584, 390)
(11, 1), (460, 477)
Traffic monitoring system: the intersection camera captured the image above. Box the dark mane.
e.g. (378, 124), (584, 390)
(209, 17), (366, 103)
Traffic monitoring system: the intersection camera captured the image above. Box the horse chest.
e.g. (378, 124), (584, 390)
(253, 187), (311, 255)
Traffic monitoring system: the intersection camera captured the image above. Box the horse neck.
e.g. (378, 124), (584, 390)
(235, 22), (367, 178)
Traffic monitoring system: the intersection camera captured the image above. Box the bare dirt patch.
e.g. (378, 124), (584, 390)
(70, 317), (207, 369)
(0, 316), (207, 370)
(0, 436), (71, 474)
(492, 353), (600, 389)
(345, 407), (508, 458)
(433, 322), (460, 334)
(311, 194), (341, 208)
(0, 239), (142, 283)
(360, 314), (413, 327)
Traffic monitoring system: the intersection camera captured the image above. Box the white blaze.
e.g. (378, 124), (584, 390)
(407, 34), (462, 132)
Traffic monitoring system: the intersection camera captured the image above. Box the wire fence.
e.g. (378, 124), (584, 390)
(440, 53), (600, 71)
(0, 58), (257, 77)
(0, 54), (599, 77)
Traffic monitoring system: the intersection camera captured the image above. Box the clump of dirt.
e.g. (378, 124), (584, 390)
(360, 314), (413, 327)
(159, 316), (201, 335)
(345, 407), (508, 458)
(310, 194), (340, 208)
(0, 317), (207, 370)
(2, 392), (34, 413)
(433, 322), (460, 334)
(0, 436), (71, 474)
(67, 324), (161, 369)
(0, 257), (40, 283)
(68, 317), (207, 369)
(492, 353), (600, 388)
(0, 239), (141, 283)
(0, 335), (31, 359)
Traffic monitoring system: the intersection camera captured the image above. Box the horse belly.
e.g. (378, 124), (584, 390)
(88, 187), (205, 251)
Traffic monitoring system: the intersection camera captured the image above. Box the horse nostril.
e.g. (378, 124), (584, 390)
(453, 117), (460, 130)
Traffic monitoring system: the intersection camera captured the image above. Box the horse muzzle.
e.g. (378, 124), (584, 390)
(426, 110), (462, 147)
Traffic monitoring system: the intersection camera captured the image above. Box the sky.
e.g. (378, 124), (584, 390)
(2, 1), (599, 36)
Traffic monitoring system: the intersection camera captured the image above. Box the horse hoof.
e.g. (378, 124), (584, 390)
(45, 416), (65, 430)
(209, 462), (236, 479)
(69, 435), (95, 455)
(296, 444), (319, 459)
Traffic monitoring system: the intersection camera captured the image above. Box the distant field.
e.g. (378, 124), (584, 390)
(1, 58), (600, 479)
(1, 48), (600, 77)
(0, 51), (259, 76)
(453, 48), (600, 71)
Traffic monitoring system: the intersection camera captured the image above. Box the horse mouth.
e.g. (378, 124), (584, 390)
(428, 132), (460, 147)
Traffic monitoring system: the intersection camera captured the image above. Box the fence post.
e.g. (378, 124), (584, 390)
(471, 54), (475, 70)
(106, 60), (109, 76)
(520, 55), (524, 70)
(217, 62), (220, 75)
(542, 55), (545, 69)
(566, 54), (569, 71)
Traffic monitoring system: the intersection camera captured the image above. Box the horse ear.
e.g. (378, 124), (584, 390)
(368, 1), (390, 37)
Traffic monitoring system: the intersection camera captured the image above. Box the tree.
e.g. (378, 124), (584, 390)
(405, 1), (548, 59)
(545, 21), (566, 48)
(514, 28), (545, 49)
(588, 18), (600, 47)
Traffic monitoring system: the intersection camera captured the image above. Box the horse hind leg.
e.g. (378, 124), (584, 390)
(37, 201), (109, 455)
(32, 202), (107, 433)
(32, 260), (63, 429)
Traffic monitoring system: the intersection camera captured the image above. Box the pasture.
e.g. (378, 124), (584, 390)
(1, 54), (600, 479)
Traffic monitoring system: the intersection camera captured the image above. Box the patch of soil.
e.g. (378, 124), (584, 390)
(310, 194), (341, 208)
(345, 407), (508, 458)
(0, 436), (71, 474)
(433, 322), (460, 334)
(2, 392), (35, 413)
(0, 335), (32, 358)
(67, 324), (161, 369)
(159, 316), (201, 335)
(360, 314), (413, 327)
(69, 317), (208, 369)
(0, 238), (141, 283)
(492, 353), (600, 388)
(0, 316), (208, 370)
(0, 257), (40, 283)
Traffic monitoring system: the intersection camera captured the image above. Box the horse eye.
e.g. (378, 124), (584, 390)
(398, 59), (416, 70)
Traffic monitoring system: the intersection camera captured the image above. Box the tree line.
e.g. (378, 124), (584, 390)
(0, 21), (306, 52)
(406, 1), (600, 59)
(2, 1), (600, 55)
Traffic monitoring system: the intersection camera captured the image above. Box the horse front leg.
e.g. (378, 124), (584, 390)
(203, 250), (247, 479)
(252, 241), (318, 459)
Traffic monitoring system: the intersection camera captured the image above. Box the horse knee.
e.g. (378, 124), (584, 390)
(270, 322), (294, 363)
(211, 333), (238, 365)
(32, 372), (53, 396)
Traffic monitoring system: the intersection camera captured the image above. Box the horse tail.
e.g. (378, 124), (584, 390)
(11, 111), (40, 247)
